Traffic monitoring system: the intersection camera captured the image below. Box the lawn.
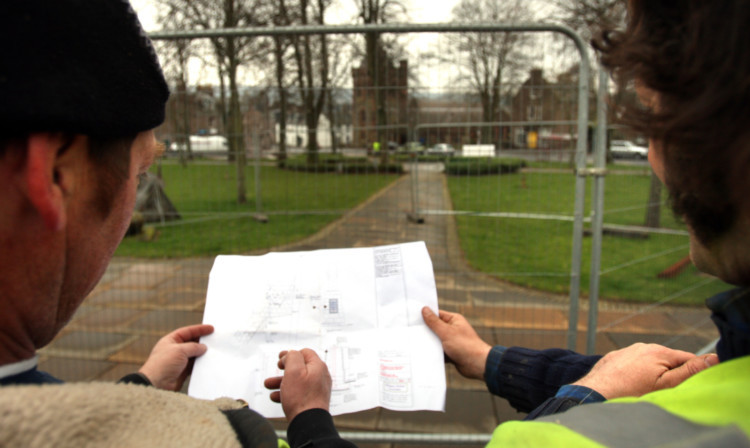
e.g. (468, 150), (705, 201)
(115, 161), (400, 257)
(118, 159), (729, 305)
(447, 168), (731, 305)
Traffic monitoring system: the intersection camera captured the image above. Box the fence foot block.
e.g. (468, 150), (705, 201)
(407, 213), (425, 224)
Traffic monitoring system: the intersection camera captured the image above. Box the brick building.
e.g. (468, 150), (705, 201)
(351, 46), (409, 149)
(510, 68), (580, 149)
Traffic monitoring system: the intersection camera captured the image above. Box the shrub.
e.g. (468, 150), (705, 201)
(444, 157), (526, 176)
(279, 154), (403, 174)
(391, 153), (453, 163)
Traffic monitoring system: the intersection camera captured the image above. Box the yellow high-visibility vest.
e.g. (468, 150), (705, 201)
(487, 355), (750, 447)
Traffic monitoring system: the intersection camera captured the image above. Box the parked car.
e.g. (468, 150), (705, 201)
(400, 141), (425, 153)
(426, 143), (456, 156)
(610, 140), (648, 159)
(169, 135), (229, 153)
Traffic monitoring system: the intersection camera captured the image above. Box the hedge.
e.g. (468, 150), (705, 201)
(279, 154), (403, 174)
(444, 157), (526, 175)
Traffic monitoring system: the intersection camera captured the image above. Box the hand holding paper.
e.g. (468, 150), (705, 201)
(421, 308), (492, 381)
(139, 324), (214, 391)
(264, 349), (332, 422)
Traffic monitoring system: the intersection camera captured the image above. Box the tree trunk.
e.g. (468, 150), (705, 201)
(218, 65), (229, 158)
(180, 83), (193, 163)
(327, 88), (338, 154)
(303, 32), (319, 163)
(274, 37), (288, 163)
(227, 38), (246, 204)
(644, 170), (662, 228)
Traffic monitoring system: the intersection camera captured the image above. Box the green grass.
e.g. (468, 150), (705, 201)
(116, 161), (399, 257)
(448, 170), (731, 305)
(526, 160), (652, 173)
(119, 159), (729, 304)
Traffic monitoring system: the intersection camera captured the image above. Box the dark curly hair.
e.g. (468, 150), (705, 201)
(593, 0), (750, 244)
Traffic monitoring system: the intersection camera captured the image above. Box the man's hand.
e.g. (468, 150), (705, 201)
(138, 324), (214, 391)
(572, 342), (719, 399)
(263, 349), (332, 423)
(421, 307), (491, 381)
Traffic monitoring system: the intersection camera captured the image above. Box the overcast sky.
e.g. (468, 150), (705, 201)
(129, 0), (573, 89)
(130, 0), (462, 31)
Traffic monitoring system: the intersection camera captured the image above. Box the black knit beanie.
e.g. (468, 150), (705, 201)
(0, 0), (170, 137)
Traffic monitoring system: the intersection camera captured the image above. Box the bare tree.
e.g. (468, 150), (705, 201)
(271, 0), (338, 164)
(450, 0), (533, 144)
(552, 0), (626, 41)
(290, 0), (331, 163)
(156, 37), (195, 164)
(270, 0), (295, 163)
(325, 36), (354, 154)
(554, 0), (662, 228)
(157, 0), (271, 204)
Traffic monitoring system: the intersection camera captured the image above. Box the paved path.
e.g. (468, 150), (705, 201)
(38, 165), (716, 447)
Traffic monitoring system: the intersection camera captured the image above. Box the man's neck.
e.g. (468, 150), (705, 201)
(0, 326), (37, 367)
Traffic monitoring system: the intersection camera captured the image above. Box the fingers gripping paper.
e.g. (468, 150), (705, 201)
(188, 241), (446, 417)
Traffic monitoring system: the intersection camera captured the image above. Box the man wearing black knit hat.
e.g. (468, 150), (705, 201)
(0, 1), (354, 447)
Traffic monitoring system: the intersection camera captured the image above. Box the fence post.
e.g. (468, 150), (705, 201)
(253, 126), (268, 223)
(586, 68), (609, 354)
(566, 37), (591, 351)
(409, 125), (424, 223)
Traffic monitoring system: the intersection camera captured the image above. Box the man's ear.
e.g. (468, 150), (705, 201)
(24, 133), (72, 232)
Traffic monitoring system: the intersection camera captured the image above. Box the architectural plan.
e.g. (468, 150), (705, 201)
(188, 241), (446, 417)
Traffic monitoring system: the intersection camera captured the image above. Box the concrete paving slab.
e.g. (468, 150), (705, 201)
(109, 335), (162, 364)
(470, 288), (558, 306)
(41, 331), (136, 359)
(95, 263), (130, 285)
(157, 275), (210, 292)
(666, 308), (714, 328)
(68, 307), (144, 329)
(129, 309), (204, 335)
(459, 304), (570, 331)
(595, 309), (687, 334)
(86, 288), (160, 308)
(66, 305), (96, 323)
(608, 332), (715, 354)
(163, 290), (206, 310)
(108, 262), (177, 289)
(38, 357), (115, 382)
(177, 258), (218, 270)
